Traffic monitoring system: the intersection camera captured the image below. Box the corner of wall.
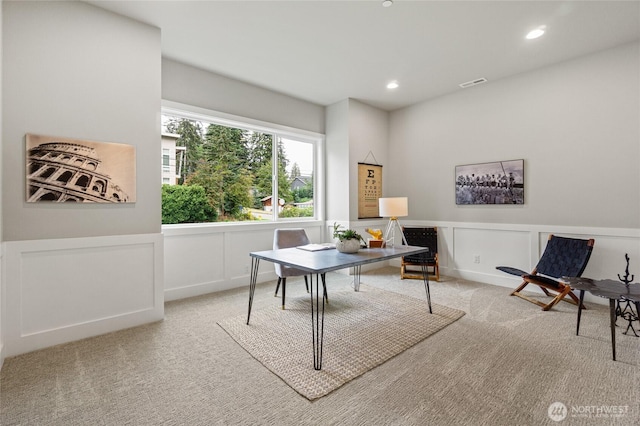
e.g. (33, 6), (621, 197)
(347, 100), (390, 222)
(325, 99), (350, 221)
(1, 0), (5, 371)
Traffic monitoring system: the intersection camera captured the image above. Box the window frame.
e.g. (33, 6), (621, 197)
(161, 100), (325, 228)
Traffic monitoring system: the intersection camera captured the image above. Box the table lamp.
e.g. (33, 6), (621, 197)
(378, 197), (409, 247)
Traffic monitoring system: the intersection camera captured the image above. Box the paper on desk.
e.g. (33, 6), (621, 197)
(296, 243), (336, 252)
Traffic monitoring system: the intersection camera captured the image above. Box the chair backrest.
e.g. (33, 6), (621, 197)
(402, 227), (438, 262)
(535, 234), (595, 279)
(273, 228), (311, 276)
(273, 228), (310, 250)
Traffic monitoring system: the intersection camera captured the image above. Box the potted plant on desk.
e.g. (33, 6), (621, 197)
(333, 223), (365, 253)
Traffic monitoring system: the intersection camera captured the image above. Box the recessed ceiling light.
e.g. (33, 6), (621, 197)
(387, 81), (399, 89)
(526, 25), (546, 40)
(382, 0), (393, 7)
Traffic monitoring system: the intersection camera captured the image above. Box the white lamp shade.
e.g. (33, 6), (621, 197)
(378, 197), (408, 217)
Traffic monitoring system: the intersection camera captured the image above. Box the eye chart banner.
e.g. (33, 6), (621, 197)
(358, 163), (382, 219)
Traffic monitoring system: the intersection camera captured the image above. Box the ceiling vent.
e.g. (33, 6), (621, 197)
(459, 78), (488, 89)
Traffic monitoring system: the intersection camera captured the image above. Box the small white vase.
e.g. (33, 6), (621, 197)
(336, 238), (361, 253)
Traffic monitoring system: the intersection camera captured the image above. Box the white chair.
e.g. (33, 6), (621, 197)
(273, 228), (327, 309)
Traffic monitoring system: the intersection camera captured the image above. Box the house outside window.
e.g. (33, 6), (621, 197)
(161, 136), (180, 184)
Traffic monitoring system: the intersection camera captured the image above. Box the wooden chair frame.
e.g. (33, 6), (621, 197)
(498, 234), (595, 311)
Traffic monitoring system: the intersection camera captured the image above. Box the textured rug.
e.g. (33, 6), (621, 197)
(218, 285), (465, 400)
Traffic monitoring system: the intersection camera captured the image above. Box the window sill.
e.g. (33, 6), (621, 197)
(161, 218), (324, 237)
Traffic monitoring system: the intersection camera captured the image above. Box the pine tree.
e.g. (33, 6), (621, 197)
(290, 162), (301, 180)
(165, 118), (204, 184)
(201, 124), (253, 218)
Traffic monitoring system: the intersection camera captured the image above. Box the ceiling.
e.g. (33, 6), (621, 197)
(87, 0), (640, 111)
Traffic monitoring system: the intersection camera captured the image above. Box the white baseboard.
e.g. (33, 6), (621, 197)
(164, 270), (278, 301)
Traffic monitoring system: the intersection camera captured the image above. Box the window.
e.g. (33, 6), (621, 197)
(162, 150), (170, 173)
(161, 104), (322, 225)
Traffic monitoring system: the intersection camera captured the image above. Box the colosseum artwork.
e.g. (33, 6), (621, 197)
(26, 134), (136, 203)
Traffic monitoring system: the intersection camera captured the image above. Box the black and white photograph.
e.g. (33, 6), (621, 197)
(455, 159), (524, 205)
(26, 134), (136, 203)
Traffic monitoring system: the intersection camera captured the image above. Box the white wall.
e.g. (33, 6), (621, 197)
(325, 99), (390, 224)
(162, 58), (325, 135)
(433, 223), (639, 292)
(3, 1), (161, 241)
(1, 1), (163, 357)
(388, 42), (640, 229)
(318, 42), (640, 306)
(159, 40), (640, 314)
(325, 100), (350, 221)
(348, 100), (390, 222)
(164, 214), (639, 308)
(163, 222), (326, 301)
(0, 0), (4, 369)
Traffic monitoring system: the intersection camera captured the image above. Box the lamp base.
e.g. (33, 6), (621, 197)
(384, 217), (408, 248)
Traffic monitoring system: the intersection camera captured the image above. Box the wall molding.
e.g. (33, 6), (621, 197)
(0, 248), (3, 370)
(4, 220), (634, 359)
(165, 219), (639, 309)
(356, 219), (639, 306)
(3, 233), (164, 357)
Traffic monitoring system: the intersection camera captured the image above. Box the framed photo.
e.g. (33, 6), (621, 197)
(358, 162), (382, 218)
(455, 159), (524, 205)
(26, 134), (136, 203)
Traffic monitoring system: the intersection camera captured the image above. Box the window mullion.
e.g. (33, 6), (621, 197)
(272, 134), (279, 221)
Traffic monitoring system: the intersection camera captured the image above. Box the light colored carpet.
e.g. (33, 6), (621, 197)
(1, 267), (639, 425)
(218, 285), (464, 400)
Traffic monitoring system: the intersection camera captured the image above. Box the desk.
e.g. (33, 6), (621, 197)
(565, 277), (640, 361)
(247, 246), (432, 370)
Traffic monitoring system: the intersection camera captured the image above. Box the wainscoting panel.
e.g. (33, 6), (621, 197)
(566, 233), (640, 281)
(162, 222), (326, 300)
(453, 227), (531, 278)
(3, 234), (163, 357)
(21, 243), (155, 335)
(161, 221), (639, 308)
(416, 223), (639, 305)
(164, 232), (225, 299)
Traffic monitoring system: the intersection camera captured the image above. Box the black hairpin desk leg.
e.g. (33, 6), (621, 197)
(421, 263), (433, 314)
(576, 290), (585, 335)
(310, 273), (326, 370)
(246, 257), (260, 325)
(609, 298), (616, 361)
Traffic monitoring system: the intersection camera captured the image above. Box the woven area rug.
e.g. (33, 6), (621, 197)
(218, 285), (465, 400)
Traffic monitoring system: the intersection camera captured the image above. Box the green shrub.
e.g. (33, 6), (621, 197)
(279, 206), (314, 218)
(162, 184), (217, 224)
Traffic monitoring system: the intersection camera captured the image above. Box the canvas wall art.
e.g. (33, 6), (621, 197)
(455, 159), (524, 205)
(26, 134), (136, 203)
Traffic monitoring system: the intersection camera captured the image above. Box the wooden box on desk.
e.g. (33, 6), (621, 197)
(368, 239), (385, 248)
